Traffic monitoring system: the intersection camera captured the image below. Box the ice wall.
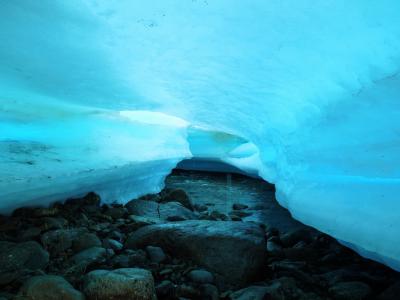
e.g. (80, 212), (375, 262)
(1, 1), (400, 270)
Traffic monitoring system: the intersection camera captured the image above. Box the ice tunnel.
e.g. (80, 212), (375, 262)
(1, 0), (400, 278)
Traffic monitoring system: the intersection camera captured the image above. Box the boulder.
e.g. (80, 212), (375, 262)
(83, 268), (156, 300)
(41, 228), (88, 255)
(145, 246), (166, 263)
(230, 285), (270, 300)
(378, 280), (400, 300)
(188, 269), (214, 284)
(0, 241), (49, 285)
(160, 188), (193, 210)
(125, 220), (265, 286)
(70, 247), (107, 268)
(329, 281), (371, 300)
(125, 200), (195, 221)
(73, 233), (101, 253)
(18, 275), (84, 300)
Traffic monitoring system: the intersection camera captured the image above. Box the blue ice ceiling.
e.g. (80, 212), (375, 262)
(1, 1), (400, 271)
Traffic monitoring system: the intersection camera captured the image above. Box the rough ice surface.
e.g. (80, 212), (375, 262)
(1, 1), (400, 270)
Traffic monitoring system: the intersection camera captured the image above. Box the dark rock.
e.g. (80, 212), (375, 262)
(103, 239), (123, 251)
(200, 283), (219, 300)
(110, 250), (148, 268)
(39, 217), (67, 231)
(73, 233), (101, 253)
(176, 284), (200, 299)
(188, 269), (214, 284)
(161, 188), (193, 210)
(155, 280), (174, 298)
(18, 227), (42, 242)
(128, 215), (162, 226)
(83, 268), (156, 300)
(125, 200), (195, 221)
(329, 281), (371, 300)
(0, 241), (49, 285)
(193, 204), (208, 212)
(166, 215), (187, 222)
(263, 277), (307, 300)
(230, 214), (242, 221)
(125, 220), (265, 286)
(41, 228), (88, 255)
(232, 203), (248, 210)
(230, 210), (252, 218)
(70, 247), (107, 268)
(145, 246), (166, 263)
(32, 207), (60, 218)
(104, 207), (128, 219)
(18, 275), (84, 300)
(266, 240), (282, 254)
(230, 285), (270, 300)
(66, 192), (100, 207)
(266, 227), (280, 239)
(280, 228), (315, 247)
(378, 280), (400, 300)
(209, 210), (229, 221)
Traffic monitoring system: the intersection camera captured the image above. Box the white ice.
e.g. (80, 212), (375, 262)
(1, 1), (400, 271)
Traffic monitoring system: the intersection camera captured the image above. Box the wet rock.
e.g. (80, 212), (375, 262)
(18, 275), (84, 300)
(266, 240), (282, 254)
(125, 220), (265, 286)
(155, 280), (174, 298)
(161, 188), (193, 210)
(110, 250), (147, 268)
(18, 227), (42, 242)
(145, 246), (166, 263)
(329, 281), (371, 300)
(230, 285), (270, 300)
(70, 247), (107, 268)
(264, 277), (306, 300)
(66, 192), (101, 208)
(200, 283), (219, 300)
(33, 207), (60, 218)
(176, 284), (200, 298)
(73, 233), (101, 253)
(0, 241), (49, 285)
(232, 203), (248, 210)
(280, 228), (315, 247)
(83, 268), (156, 300)
(39, 217), (67, 231)
(230, 210), (252, 218)
(209, 210), (229, 221)
(103, 239), (123, 251)
(378, 280), (400, 300)
(104, 207), (128, 219)
(188, 269), (214, 284)
(128, 215), (162, 227)
(193, 204), (208, 212)
(41, 228), (88, 255)
(125, 200), (195, 221)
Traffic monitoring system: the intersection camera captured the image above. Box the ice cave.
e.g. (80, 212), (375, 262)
(1, 1), (400, 299)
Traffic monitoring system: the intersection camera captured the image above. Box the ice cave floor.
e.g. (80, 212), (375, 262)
(0, 170), (399, 300)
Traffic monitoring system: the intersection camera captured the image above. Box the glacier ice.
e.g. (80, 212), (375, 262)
(1, 0), (400, 271)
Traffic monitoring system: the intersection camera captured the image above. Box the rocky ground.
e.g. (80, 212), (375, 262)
(0, 170), (399, 300)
